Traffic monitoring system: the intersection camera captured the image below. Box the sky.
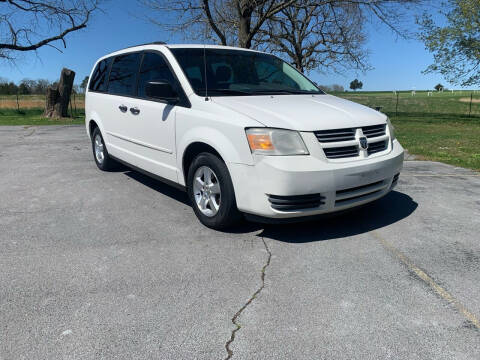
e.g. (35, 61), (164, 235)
(0, 0), (469, 91)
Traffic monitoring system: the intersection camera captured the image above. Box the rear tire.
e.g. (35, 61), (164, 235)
(187, 152), (242, 230)
(91, 127), (118, 171)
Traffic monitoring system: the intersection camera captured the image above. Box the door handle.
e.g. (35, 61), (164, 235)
(119, 105), (128, 113)
(130, 107), (140, 115)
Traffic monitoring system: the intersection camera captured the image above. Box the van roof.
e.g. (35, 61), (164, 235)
(106, 42), (260, 57)
(166, 44), (260, 53)
(95, 43), (263, 65)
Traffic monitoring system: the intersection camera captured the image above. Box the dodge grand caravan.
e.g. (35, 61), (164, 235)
(86, 42), (404, 229)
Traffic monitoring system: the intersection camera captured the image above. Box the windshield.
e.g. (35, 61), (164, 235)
(170, 48), (324, 97)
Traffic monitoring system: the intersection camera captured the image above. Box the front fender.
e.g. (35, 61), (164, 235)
(176, 126), (253, 186)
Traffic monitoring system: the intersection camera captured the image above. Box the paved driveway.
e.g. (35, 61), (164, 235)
(1, 126), (479, 359)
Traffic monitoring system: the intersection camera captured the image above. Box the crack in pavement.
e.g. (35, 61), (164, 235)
(224, 237), (272, 360)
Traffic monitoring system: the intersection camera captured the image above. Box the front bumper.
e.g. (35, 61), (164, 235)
(229, 139), (404, 218)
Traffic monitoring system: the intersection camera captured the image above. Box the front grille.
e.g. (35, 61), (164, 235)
(367, 140), (388, 155)
(315, 123), (389, 160)
(362, 124), (386, 138)
(314, 128), (355, 143)
(268, 193), (325, 211)
(335, 180), (387, 206)
(323, 145), (359, 159)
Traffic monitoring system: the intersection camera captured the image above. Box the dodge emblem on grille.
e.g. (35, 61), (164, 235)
(359, 136), (368, 150)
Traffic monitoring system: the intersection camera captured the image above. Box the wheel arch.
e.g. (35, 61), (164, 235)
(182, 142), (224, 186)
(88, 119), (99, 139)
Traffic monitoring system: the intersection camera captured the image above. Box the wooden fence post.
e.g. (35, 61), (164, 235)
(73, 92), (77, 117)
(469, 93), (473, 117)
(395, 92), (399, 118)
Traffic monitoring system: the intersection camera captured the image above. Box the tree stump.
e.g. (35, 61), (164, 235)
(44, 68), (76, 118)
(45, 88), (59, 118)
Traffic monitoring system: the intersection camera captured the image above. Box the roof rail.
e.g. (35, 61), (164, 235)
(120, 41), (167, 51)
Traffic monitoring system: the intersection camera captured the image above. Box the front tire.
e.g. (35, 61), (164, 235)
(91, 127), (118, 171)
(187, 152), (242, 230)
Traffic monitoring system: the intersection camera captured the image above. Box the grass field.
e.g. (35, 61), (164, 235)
(0, 92), (479, 170)
(390, 113), (479, 170)
(337, 90), (480, 116)
(0, 109), (85, 126)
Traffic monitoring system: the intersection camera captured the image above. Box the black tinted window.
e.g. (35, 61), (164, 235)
(89, 58), (112, 92)
(108, 53), (141, 96)
(138, 52), (176, 98)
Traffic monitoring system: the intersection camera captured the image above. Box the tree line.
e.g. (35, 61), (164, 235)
(0, 77), (89, 96)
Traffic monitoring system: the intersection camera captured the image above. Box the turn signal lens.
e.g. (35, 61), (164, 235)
(247, 134), (274, 151)
(245, 128), (309, 155)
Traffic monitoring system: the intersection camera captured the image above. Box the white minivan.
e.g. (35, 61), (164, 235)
(86, 42), (404, 229)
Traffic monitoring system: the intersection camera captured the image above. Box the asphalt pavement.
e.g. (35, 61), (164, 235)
(1, 125), (479, 359)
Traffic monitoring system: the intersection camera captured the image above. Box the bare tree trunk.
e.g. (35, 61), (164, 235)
(44, 68), (76, 118)
(239, 15), (252, 48)
(237, 0), (253, 48)
(45, 88), (59, 118)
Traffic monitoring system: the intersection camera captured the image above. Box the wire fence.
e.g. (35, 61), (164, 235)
(0, 94), (85, 117)
(336, 91), (480, 118)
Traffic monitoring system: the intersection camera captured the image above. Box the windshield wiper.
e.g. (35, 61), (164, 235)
(197, 88), (253, 96)
(251, 89), (321, 95)
(250, 89), (296, 94)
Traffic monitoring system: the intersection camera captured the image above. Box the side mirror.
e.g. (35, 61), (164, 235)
(145, 81), (179, 104)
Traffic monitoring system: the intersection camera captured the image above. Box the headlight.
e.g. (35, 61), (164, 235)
(245, 128), (309, 155)
(386, 118), (395, 141)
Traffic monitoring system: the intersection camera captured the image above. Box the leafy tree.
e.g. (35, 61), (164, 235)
(331, 84), (345, 92)
(418, 0), (480, 86)
(0, 80), (17, 95)
(434, 83), (444, 91)
(18, 81), (31, 95)
(318, 85), (332, 92)
(34, 79), (51, 94)
(0, 0), (101, 61)
(0, 78), (59, 95)
(80, 76), (89, 93)
(350, 79), (363, 91)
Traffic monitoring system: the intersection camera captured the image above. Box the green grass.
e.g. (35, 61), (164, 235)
(388, 112), (480, 170)
(0, 108), (85, 126)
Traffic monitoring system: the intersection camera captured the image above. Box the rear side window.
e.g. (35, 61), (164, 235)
(107, 53), (142, 96)
(138, 52), (176, 98)
(89, 58), (112, 92)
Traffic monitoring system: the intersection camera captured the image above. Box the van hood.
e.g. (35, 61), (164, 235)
(212, 94), (386, 131)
